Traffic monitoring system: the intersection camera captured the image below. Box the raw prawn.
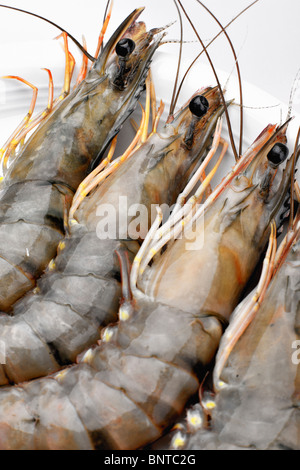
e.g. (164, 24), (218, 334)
(175, 178), (300, 451)
(0, 6), (162, 311)
(0, 73), (227, 385)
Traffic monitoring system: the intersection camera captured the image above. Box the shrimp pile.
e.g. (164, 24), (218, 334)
(0, 0), (299, 451)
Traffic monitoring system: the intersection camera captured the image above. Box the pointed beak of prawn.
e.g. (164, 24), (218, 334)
(94, 7), (164, 90)
(94, 7), (145, 73)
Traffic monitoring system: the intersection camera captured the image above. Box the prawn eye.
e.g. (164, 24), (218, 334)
(116, 38), (135, 58)
(267, 143), (289, 167)
(189, 95), (209, 118)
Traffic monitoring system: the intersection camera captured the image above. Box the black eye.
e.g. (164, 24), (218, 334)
(189, 95), (209, 118)
(116, 38), (135, 58)
(267, 143), (289, 167)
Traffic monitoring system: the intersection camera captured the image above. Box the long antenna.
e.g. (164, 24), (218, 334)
(172, 0), (259, 153)
(0, 4), (96, 62)
(176, 0), (238, 161)
(195, 0), (245, 156)
(168, 0), (184, 117)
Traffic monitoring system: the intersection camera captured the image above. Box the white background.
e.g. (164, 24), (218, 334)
(0, 0), (300, 152)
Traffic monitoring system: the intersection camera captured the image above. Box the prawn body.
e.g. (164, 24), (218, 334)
(0, 8), (162, 312)
(0, 86), (226, 386)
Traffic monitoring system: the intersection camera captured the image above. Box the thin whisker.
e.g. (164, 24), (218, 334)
(176, 0), (238, 161)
